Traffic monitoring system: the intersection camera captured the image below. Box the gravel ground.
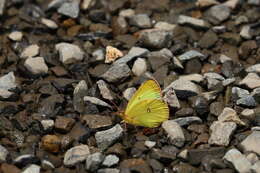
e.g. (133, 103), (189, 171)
(0, 0), (260, 173)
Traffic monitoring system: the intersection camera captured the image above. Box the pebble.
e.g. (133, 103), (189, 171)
(97, 168), (120, 173)
(224, 0), (240, 9)
(0, 72), (17, 91)
(58, 1), (79, 18)
(222, 78), (236, 86)
(179, 74), (204, 83)
(95, 124), (123, 150)
(223, 148), (251, 173)
(252, 161), (260, 173)
(174, 116), (202, 126)
(241, 131), (260, 155)
(0, 144), (8, 162)
(21, 44), (40, 59)
(81, 0), (93, 10)
(164, 79), (201, 99)
(86, 152), (104, 172)
(102, 155), (119, 167)
(204, 72), (225, 81)
(246, 153), (258, 165)
(41, 160), (55, 170)
(236, 95), (257, 107)
(144, 141), (156, 149)
(0, 0), (5, 15)
(92, 49), (104, 61)
(0, 163), (21, 173)
(105, 46), (123, 63)
(55, 42), (84, 64)
(198, 30), (218, 48)
(41, 135), (60, 153)
(24, 57), (48, 75)
(241, 109), (255, 120)
(14, 154), (40, 167)
(162, 120), (185, 147)
(114, 47), (148, 65)
(208, 121), (237, 146)
(123, 87), (136, 101)
(138, 29), (173, 49)
(41, 119), (54, 131)
(8, 31), (23, 41)
(196, 0), (219, 8)
(97, 80), (114, 100)
(232, 87), (250, 99)
(21, 164), (40, 173)
(129, 14), (151, 29)
(212, 25), (227, 33)
(73, 80), (88, 113)
(205, 5), (231, 25)
(218, 107), (245, 125)
(81, 114), (112, 129)
(163, 87), (180, 109)
(248, 0), (260, 5)
(252, 88), (260, 103)
(83, 96), (112, 108)
(55, 116), (75, 133)
(178, 149), (188, 160)
(154, 21), (176, 31)
(239, 73), (260, 89)
(119, 9), (135, 18)
(178, 50), (205, 62)
(41, 18), (58, 29)
(178, 15), (210, 29)
(148, 48), (172, 70)
(101, 63), (130, 83)
(132, 58), (147, 76)
(63, 145), (90, 166)
(246, 64), (260, 73)
(240, 25), (252, 40)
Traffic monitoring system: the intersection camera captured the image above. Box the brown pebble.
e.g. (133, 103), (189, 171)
(55, 116), (75, 133)
(41, 135), (61, 153)
(1, 163), (21, 173)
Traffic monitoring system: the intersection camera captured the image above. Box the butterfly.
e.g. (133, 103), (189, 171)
(118, 80), (169, 128)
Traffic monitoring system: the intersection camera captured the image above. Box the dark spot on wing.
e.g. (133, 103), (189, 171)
(147, 108), (151, 113)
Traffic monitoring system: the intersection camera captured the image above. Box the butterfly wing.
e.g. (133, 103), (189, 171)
(125, 99), (169, 127)
(126, 80), (161, 113)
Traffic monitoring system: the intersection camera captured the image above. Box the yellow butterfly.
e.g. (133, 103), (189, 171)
(118, 80), (169, 128)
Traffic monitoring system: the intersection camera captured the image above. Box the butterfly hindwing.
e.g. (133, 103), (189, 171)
(125, 80), (161, 114)
(126, 99), (169, 127)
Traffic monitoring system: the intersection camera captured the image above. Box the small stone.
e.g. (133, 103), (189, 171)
(24, 57), (48, 75)
(86, 152), (104, 172)
(232, 87), (250, 99)
(210, 102), (224, 116)
(212, 25), (227, 33)
(248, 0), (260, 5)
(21, 44), (39, 59)
(144, 141), (156, 149)
(237, 95), (257, 107)
(246, 64), (260, 73)
(97, 168), (120, 173)
(73, 80), (88, 113)
(0, 72), (17, 99)
(129, 14), (151, 29)
(97, 80), (114, 100)
(208, 121), (236, 146)
(119, 9), (135, 18)
(178, 15), (210, 29)
(114, 47), (148, 65)
(147, 48), (172, 71)
(218, 107), (245, 125)
(14, 155), (40, 168)
(235, 15), (249, 25)
(55, 116), (75, 133)
(193, 96), (209, 115)
(204, 5), (231, 25)
(101, 63), (130, 83)
(174, 116), (202, 126)
(223, 0), (240, 9)
(132, 58), (147, 76)
(154, 22), (176, 31)
(198, 30), (218, 48)
(0, 0), (5, 15)
(81, 114), (112, 129)
(239, 73), (260, 89)
(8, 31), (23, 41)
(41, 135), (60, 153)
(179, 74), (204, 83)
(196, 0), (219, 8)
(64, 145), (90, 166)
(246, 153), (259, 165)
(172, 163), (199, 173)
(240, 25), (253, 40)
(123, 87), (136, 101)
(55, 42), (84, 64)
(241, 131), (260, 155)
(0, 144), (8, 162)
(92, 49), (104, 61)
(252, 88), (260, 103)
(163, 87), (180, 109)
(105, 46), (123, 63)
(178, 149), (188, 160)
(81, 0), (93, 10)
(223, 148), (251, 173)
(164, 79), (201, 99)
(41, 18), (58, 29)
(41, 160), (55, 170)
(22, 164), (40, 173)
(222, 78), (236, 86)
(84, 96), (112, 108)
(95, 124), (123, 150)
(204, 72), (225, 81)
(178, 50), (205, 62)
(58, 2), (79, 18)
(162, 120), (185, 147)
(138, 29), (173, 49)
(1, 163), (21, 173)
(241, 109), (255, 120)
(102, 155), (119, 167)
